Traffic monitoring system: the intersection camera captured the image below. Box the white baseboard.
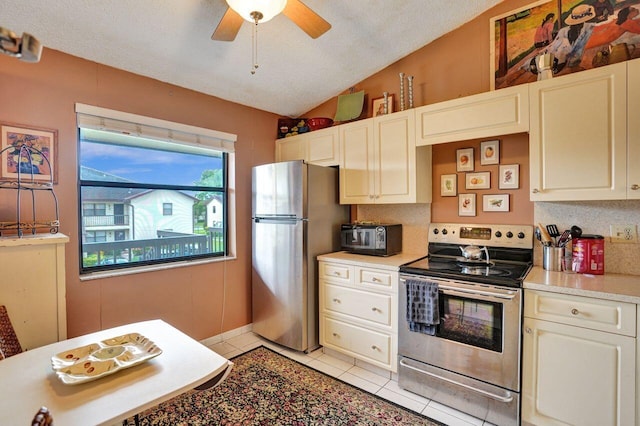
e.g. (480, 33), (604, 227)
(200, 323), (253, 347)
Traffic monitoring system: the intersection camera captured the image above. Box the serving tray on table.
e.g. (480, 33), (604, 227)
(51, 333), (162, 385)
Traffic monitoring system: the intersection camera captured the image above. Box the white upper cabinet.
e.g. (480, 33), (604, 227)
(415, 84), (529, 146)
(627, 58), (640, 199)
(529, 62), (628, 201)
(275, 126), (340, 166)
(339, 110), (431, 204)
(275, 133), (306, 162)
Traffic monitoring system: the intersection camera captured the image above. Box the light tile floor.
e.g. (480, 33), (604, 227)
(207, 330), (497, 426)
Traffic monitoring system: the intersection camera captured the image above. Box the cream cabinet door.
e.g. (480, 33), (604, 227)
(373, 110), (418, 204)
(522, 317), (636, 426)
(307, 127), (340, 166)
(339, 119), (375, 204)
(628, 58), (640, 199)
(275, 134), (307, 162)
(415, 84), (529, 145)
(529, 62), (628, 201)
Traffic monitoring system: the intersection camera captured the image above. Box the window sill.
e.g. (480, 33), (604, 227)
(79, 255), (237, 282)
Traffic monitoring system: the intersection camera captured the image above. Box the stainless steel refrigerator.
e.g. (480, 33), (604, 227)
(252, 160), (349, 352)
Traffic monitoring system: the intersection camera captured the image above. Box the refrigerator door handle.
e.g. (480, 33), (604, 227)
(253, 217), (305, 224)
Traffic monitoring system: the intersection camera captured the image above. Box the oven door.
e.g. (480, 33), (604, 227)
(399, 275), (522, 392)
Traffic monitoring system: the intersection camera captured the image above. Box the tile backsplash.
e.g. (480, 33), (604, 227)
(359, 199), (640, 276)
(535, 200), (640, 276)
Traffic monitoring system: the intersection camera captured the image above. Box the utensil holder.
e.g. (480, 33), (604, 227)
(543, 246), (564, 271)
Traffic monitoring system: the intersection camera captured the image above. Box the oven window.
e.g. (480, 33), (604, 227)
(438, 293), (503, 352)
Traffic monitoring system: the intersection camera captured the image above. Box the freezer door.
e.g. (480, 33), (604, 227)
(252, 160), (305, 218)
(252, 217), (307, 351)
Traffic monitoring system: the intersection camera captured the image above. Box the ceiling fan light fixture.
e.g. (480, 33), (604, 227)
(226, 0), (287, 23)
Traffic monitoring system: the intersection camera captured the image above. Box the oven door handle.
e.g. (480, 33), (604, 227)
(399, 359), (515, 403)
(437, 284), (516, 301)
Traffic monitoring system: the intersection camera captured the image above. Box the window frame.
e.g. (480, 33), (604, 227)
(75, 104), (237, 276)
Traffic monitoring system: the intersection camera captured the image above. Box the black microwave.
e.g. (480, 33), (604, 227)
(340, 223), (402, 256)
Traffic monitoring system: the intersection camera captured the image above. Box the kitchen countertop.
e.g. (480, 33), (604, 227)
(524, 266), (640, 304)
(317, 251), (425, 270)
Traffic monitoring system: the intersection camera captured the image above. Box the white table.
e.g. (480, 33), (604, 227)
(0, 319), (232, 425)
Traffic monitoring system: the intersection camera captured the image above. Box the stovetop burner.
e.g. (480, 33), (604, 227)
(399, 223), (534, 287)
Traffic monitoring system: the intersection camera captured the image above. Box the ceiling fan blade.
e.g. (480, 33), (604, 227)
(282, 0), (331, 39)
(211, 7), (244, 41)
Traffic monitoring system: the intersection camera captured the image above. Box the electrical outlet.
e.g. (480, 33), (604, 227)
(610, 224), (638, 243)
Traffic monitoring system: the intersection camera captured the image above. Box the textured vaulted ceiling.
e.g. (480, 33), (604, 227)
(2, 0), (503, 117)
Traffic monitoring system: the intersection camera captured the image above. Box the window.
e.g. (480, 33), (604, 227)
(76, 104), (236, 273)
(85, 231), (107, 243)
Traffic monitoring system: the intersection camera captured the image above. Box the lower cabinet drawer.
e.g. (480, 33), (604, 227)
(323, 317), (391, 366)
(323, 284), (392, 326)
(524, 290), (637, 337)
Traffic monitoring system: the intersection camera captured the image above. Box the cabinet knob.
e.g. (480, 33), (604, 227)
(525, 327), (532, 334)
(371, 345), (379, 351)
(332, 298), (341, 303)
(631, 184), (640, 190)
(571, 308), (579, 316)
(333, 271), (341, 276)
(372, 277), (380, 282)
(532, 188), (539, 194)
(371, 307), (379, 312)
(332, 332), (339, 337)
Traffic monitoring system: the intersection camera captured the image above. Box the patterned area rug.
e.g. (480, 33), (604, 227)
(125, 345), (443, 425)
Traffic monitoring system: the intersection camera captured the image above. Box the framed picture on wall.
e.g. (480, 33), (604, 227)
(456, 148), (474, 172)
(372, 94), (395, 117)
(480, 140), (499, 165)
(458, 193), (476, 216)
(465, 172), (490, 190)
(441, 174), (457, 196)
(483, 194), (510, 212)
(499, 164), (520, 189)
(0, 122), (58, 183)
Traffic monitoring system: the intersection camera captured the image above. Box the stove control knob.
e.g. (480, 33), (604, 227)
(495, 231), (502, 238)
(506, 231), (513, 238)
(441, 229), (448, 235)
(518, 232), (525, 239)
(433, 228), (439, 235)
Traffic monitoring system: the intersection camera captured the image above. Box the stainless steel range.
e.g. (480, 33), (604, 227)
(398, 223), (533, 426)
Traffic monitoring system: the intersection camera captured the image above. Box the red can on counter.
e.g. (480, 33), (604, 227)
(572, 235), (605, 274)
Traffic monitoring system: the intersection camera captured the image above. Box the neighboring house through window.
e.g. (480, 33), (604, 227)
(76, 104), (237, 273)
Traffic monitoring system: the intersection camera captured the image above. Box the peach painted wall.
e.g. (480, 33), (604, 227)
(0, 49), (277, 339)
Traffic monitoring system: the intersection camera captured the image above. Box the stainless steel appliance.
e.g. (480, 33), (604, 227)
(340, 223), (402, 256)
(398, 223), (533, 426)
(252, 160), (349, 352)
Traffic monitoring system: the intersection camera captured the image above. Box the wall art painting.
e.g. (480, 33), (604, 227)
(0, 123), (58, 183)
(499, 164), (520, 189)
(490, 0), (640, 90)
(441, 174), (457, 196)
(483, 194), (510, 212)
(456, 148), (474, 172)
(465, 172), (491, 190)
(480, 140), (500, 165)
(372, 94), (395, 117)
(459, 193), (476, 216)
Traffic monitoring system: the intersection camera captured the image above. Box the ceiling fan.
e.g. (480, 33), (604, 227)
(211, 0), (331, 41)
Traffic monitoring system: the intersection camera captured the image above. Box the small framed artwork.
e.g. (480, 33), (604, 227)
(441, 174), (457, 197)
(499, 164), (520, 189)
(480, 140), (499, 165)
(456, 148), (474, 172)
(483, 194), (510, 212)
(372, 94), (395, 117)
(465, 171), (490, 190)
(1, 123), (58, 183)
(458, 193), (476, 216)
